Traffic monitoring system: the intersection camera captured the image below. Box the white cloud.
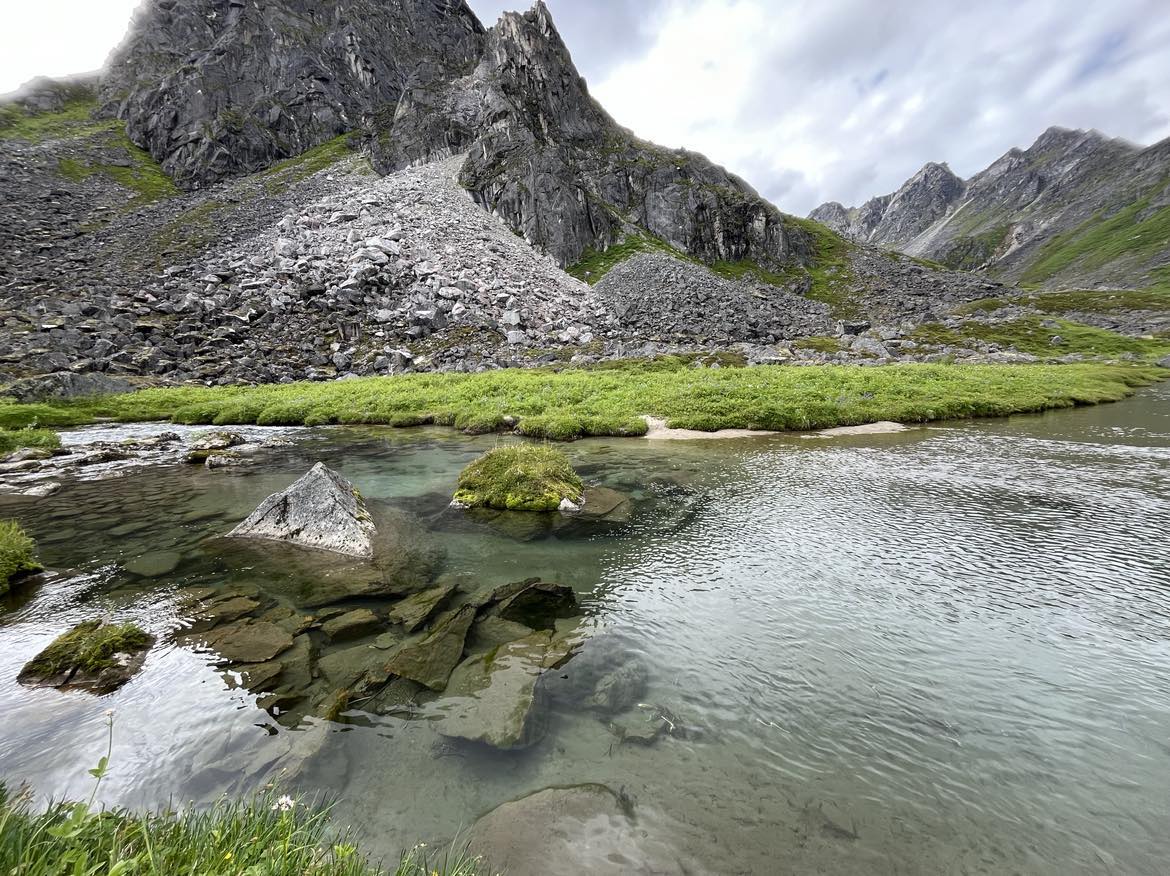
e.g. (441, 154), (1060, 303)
(3, 0), (1168, 216)
(0, 0), (142, 94)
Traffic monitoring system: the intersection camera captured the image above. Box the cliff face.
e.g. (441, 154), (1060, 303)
(811, 128), (1170, 289)
(100, 0), (818, 271)
(100, 0), (485, 187)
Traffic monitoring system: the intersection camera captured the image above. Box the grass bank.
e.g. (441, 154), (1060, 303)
(0, 362), (1161, 439)
(0, 784), (482, 876)
(0, 520), (41, 594)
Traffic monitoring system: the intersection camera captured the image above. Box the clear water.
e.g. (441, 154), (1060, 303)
(2, 383), (1169, 875)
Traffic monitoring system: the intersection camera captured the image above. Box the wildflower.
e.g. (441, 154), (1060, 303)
(271, 794), (295, 812)
(104, 709), (115, 718)
(224, 851), (233, 861)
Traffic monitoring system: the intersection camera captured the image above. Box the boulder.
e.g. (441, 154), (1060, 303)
(18, 620), (154, 694)
(467, 785), (683, 876)
(436, 629), (577, 749)
(384, 605), (475, 690)
(226, 462), (375, 557)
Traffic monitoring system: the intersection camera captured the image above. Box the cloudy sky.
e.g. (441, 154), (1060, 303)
(3, 0), (1168, 214)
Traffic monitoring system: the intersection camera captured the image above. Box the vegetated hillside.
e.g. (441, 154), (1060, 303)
(811, 127), (1170, 293)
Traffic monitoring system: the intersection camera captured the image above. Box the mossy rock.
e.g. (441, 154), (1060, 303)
(452, 445), (583, 512)
(18, 620), (154, 694)
(0, 520), (42, 596)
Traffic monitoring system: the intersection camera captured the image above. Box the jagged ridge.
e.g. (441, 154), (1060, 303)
(811, 127), (1170, 290)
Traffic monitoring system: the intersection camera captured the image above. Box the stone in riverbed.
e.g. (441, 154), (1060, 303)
(586, 659), (648, 714)
(18, 620), (154, 695)
(321, 608), (383, 641)
(435, 629), (579, 749)
(467, 785), (683, 875)
(226, 462), (375, 558)
(384, 604), (475, 690)
(479, 578), (577, 630)
(124, 550), (183, 577)
(186, 619), (294, 664)
(386, 582), (456, 631)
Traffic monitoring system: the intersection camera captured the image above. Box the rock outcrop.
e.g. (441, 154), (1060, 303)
(99, 0), (819, 272)
(226, 462), (375, 557)
(99, 0), (484, 188)
(811, 127), (1170, 290)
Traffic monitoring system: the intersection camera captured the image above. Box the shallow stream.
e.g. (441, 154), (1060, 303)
(2, 383), (1169, 874)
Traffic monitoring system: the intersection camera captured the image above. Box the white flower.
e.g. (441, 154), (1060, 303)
(271, 794), (295, 812)
(104, 709), (115, 718)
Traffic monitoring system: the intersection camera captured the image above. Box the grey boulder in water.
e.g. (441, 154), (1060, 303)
(226, 462), (375, 557)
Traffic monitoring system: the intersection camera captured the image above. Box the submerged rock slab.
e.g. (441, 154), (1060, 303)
(384, 605), (476, 691)
(387, 582), (456, 632)
(436, 629), (577, 749)
(467, 785), (683, 876)
(226, 462), (375, 557)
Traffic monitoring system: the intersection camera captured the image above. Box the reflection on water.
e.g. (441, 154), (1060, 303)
(2, 382), (1169, 874)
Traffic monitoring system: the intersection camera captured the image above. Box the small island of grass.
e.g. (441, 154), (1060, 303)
(453, 444), (584, 512)
(19, 619), (154, 693)
(0, 520), (42, 596)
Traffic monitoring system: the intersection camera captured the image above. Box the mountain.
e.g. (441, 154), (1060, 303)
(811, 127), (1170, 291)
(1, 1), (1005, 385)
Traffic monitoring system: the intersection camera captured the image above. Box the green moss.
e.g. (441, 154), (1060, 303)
(0, 428), (60, 454)
(263, 135), (355, 194)
(453, 445), (584, 511)
(22, 620), (151, 676)
(1020, 193), (1170, 284)
(0, 521), (41, 593)
(912, 317), (1170, 359)
(0, 362), (1160, 437)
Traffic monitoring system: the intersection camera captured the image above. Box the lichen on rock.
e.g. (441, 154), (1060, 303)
(452, 444), (583, 512)
(226, 462), (375, 557)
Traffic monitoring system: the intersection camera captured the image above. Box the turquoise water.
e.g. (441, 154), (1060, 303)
(2, 383), (1169, 874)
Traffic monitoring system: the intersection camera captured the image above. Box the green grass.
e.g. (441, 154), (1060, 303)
(0, 427), (60, 455)
(912, 317), (1170, 359)
(0, 97), (110, 143)
(939, 224), (1012, 271)
(0, 361), (1160, 436)
(263, 135), (356, 194)
(784, 216), (862, 319)
(1023, 288), (1170, 315)
(0, 784), (484, 876)
(0, 520), (41, 594)
(1020, 194), (1170, 285)
(22, 621), (151, 676)
(566, 232), (690, 284)
(57, 138), (179, 207)
(453, 445), (584, 511)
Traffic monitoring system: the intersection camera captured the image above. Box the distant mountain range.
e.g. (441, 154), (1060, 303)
(810, 126), (1170, 291)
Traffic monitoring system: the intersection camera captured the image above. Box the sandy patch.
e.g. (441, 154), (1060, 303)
(814, 421), (908, 437)
(641, 416), (778, 440)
